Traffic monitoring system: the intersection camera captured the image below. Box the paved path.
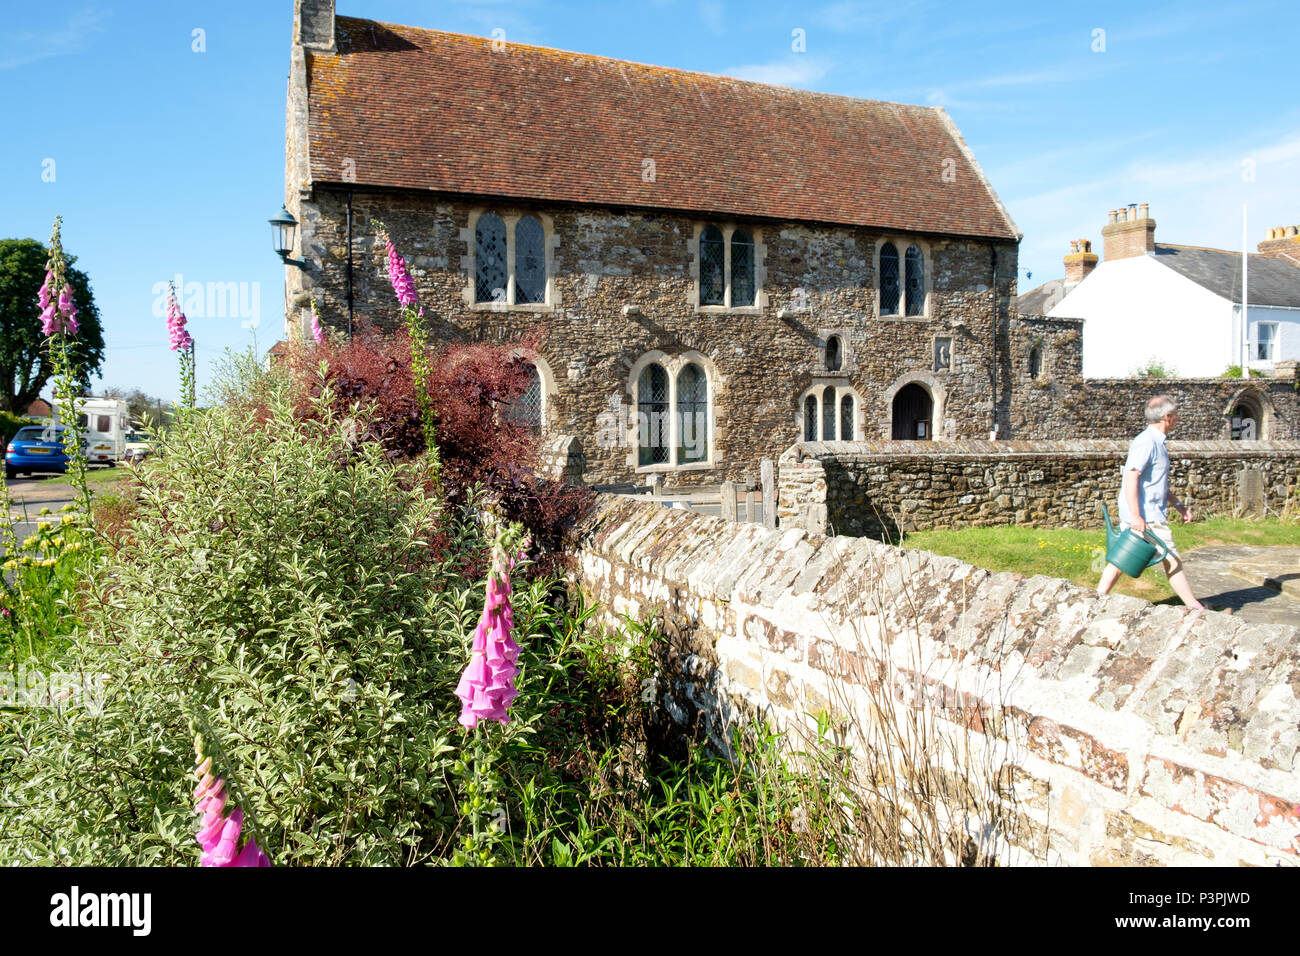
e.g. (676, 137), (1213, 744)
(1182, 545), (1300, 628)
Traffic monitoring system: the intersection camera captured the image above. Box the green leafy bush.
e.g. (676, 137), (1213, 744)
(1130, 357), (1177, 379)
(0, 363), (512, 865)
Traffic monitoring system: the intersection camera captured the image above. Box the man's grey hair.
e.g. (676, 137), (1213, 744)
(1146, 395), (1178, 422)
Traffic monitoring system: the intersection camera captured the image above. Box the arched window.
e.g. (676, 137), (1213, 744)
(905, 245), (925, 316)
(731, 229), (755, 307)
(637, 363), (670, 466)
(1028, 345), (1043, 379)
(509, 362), (543, 432)
(514, 216), (546, 304)
(879, 242), (900, 315)
(676, 363), (708, 464)
(822, 386), (837, 441)
(825, 335), (842, 372)
(699, 226), (726, 305)
(801, 386), (861, 441)
(475, 213), (507, 304)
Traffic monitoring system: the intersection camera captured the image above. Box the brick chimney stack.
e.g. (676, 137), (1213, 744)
(1101, 203), (1156, 261)
(1064, 238), (1098, 289)
(295, 0), (336, 52)
(1257, 224), (1300, 265)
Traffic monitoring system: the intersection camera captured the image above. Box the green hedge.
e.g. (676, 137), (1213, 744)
(0, 411), (38, 447)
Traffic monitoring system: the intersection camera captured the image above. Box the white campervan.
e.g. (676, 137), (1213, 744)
(50, 396), (130, 465)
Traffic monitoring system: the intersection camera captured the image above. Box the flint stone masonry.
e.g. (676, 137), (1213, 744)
(1010, 314), (1300, 441)
(777, 440), (1300, 538)
(568, 493), (1300, 866)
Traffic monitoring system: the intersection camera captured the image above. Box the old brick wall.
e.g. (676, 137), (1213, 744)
(291, 187), (1018, 487)
(777, 440), (1300, 538)
(569, 493), (1300, 866)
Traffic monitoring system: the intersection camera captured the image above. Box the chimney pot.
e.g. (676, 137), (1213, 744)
(1070, 240), (1078, 253)
(1138, 203), (1150, 220)
(1288, 225), (1299, 238)
(1127, 203), (1138, 220)
(1108, 209), (1118, 225)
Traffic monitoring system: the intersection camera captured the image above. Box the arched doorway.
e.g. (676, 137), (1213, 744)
(1227, 395), (1258, 442)
(891, 383), (933, 440)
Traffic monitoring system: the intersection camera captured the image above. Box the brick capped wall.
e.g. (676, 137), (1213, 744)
(777, 440), (1300, 538)
(569, 493), (1300, 866)
(286, 186), (1018, 487)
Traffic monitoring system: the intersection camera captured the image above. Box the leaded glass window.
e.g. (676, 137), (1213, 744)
(825, 335), (842, 371)
(699, 226), (726, 305)
(508, 363), (543, 432)
(804, 395), (817, 441)
(515, 216), (546, 304)
(822, 386), (837, 440)
(676, 363), (708, 464)
(905, 245), (925, 316)
(879, 242), (900, 315)
(475, 213), (507, 304)
(638, 363), (670, 466)
(840, 394), (854, 441)
(731, 229), (755, 307)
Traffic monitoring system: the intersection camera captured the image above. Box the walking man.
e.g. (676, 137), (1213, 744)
(1097, 395), (1205, 609)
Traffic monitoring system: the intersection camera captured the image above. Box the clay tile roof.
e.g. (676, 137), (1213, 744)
(306, 17), (1020, 240)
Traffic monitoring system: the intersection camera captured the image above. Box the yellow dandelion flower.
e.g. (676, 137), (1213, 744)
(1, 560), (14, 570)
(37, 521), (52, 531)
(59, 503), (75, 513)
(61, 515), (74, 526)
(51, 537), (64, 548)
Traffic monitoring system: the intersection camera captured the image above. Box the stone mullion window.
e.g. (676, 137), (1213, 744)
(695, 224), (763, 312)
(876, 238), (930, 319)
(467, 210), (554, 310)
(800, 385), (860, 441)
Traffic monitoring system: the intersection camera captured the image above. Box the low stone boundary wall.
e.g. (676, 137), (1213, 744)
(777, 440), (1300, 538)
(568, 493), (1300, 866)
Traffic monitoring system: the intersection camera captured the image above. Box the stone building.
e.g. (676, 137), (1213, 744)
(282, 0), (1029, 485)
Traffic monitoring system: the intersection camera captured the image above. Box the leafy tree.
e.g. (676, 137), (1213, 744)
(0, 238), (105, 414)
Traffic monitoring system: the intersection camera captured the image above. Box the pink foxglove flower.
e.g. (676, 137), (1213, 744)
(37, 265), (79, 337)
(455, 549), (527, 728)
(166, 285), (193, 352)
(310, 306), (325, 345)
(384, 237), (419, 309)
(192, 737), (271, 867)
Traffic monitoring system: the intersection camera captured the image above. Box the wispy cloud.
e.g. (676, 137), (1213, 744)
(0, 7), (109, 71)
(725, 57), (832, 88)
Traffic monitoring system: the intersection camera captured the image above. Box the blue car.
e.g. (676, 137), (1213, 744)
(5, 426), (83, 479)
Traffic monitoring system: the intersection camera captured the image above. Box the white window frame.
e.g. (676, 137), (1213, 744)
(627, 351), (718, 473)
(462, 209), (558, 313)
(691, 223), (766, 315)
(1255, 321), (1278, 362)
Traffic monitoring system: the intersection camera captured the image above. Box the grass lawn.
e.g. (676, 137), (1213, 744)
(903, 517), (1300, 605)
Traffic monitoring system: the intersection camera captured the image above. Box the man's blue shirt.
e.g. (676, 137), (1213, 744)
(1118, 425), (1169, 524)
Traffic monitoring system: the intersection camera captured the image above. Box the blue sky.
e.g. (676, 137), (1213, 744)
(4, 0), (1298, 403)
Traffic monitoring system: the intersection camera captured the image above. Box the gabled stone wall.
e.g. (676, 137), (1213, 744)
(569, 493), (1300, 866)
(778, 440), (1300, 538)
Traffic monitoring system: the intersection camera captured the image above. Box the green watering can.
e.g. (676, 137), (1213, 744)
(1098, 504), (1169, 578)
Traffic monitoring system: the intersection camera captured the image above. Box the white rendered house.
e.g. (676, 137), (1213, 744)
(1028, 205), (1300, 378)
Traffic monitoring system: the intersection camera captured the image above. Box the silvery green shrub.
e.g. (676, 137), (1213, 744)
(0, 363), (504, 865)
